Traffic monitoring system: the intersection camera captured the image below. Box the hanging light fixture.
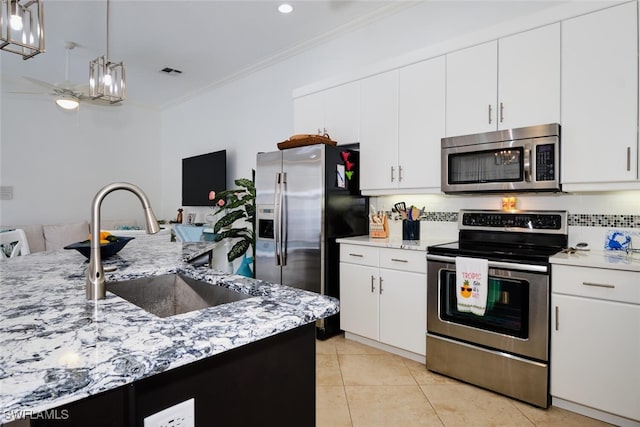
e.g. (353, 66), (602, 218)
(0, 0), (45, 59)
(55, 95), (79, 110)
(89, 0), (125, 103)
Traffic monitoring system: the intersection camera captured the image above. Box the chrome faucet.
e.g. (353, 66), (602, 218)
(87, 182), (161, 300)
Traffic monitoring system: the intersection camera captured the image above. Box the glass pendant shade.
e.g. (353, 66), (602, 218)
(89, 55), (125, 103)
(0, 0), (45, 59)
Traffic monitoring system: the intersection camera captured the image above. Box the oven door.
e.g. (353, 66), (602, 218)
(427, 255), (549, 362)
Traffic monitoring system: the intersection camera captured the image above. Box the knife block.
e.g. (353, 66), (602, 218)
(370, 214), (389, 238)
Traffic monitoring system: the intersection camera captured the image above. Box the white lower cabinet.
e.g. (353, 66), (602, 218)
(340, 244), (426, 357)
(551, 265), (640, 424)
(340, 262), (379, 340)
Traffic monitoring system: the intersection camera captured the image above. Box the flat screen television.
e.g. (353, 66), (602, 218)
(182, 150), (227, 206)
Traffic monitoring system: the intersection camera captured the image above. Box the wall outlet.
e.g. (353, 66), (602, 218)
(144, 398), (195, 427)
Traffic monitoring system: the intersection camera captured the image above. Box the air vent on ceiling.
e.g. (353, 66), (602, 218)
(160, 67), (183, 76)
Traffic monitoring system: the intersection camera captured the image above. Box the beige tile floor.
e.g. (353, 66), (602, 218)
(316, 334), (614, 427)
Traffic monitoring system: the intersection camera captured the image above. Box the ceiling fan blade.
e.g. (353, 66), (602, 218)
(23, 76), (58, 91)
(7, 90), (46, 95)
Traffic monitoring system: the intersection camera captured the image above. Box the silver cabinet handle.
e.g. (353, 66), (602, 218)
(371, 275), (376, 293)
(488, 104), (492, 124)
(627, 147), (631, 172)
(555, 306), (559, 331)
(582, 281), (615, 289)
(349, 253), (364, 258)
(499, 102), (504, 123)
(391, 258), (408, 263)
(390, 166), (395, 182)
(379, 276), (383, 294)
(398, 165), (403, 182)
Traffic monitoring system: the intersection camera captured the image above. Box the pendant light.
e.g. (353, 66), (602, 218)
(0, 0), (45, 59)
(89, 0), (125, 103)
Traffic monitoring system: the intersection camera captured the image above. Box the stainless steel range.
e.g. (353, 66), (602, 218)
(426, 209), (568, 408)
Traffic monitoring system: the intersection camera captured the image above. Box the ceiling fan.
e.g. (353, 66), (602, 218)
(20, 41), (121, 109)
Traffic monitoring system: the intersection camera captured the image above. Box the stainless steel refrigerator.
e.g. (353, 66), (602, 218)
(255, 144), (368, 339)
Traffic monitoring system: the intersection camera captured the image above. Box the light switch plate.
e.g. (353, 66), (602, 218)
(143, 398), (194, 427)
(0, 186), (13, 200)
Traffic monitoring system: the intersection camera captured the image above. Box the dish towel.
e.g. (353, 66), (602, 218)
(456, 256), (489, 316)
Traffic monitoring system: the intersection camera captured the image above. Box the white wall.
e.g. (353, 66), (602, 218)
(0, 95), (162, 226)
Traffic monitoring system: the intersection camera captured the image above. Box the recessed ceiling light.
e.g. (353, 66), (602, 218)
(278, 3), (293, 14)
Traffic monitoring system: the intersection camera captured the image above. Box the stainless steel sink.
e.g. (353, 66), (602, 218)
(107, 273), (251, 318)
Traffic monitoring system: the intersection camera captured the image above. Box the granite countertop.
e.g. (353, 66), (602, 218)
(336, 235), (454, 251)
(0, 236), (339, 423)
(550, 248), (640, 272)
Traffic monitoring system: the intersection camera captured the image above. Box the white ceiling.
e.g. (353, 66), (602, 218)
(1, 0), (408, 109)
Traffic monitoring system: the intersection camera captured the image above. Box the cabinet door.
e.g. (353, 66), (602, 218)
(360, 70), (399, 191)
(498, 23), (560, 130)
(324, 82), (360, 144)
(551, 294), (640, 421)
(398, 56), (446, 191)
(378, 268), (426, 356)
(561, 2), (638, 184)
(340, 263), (379, 340)
(446, 41), (498, 137)
(293, 92), (323, 135)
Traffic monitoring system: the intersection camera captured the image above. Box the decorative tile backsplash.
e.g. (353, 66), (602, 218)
(389, 211), (640, 228)
(568, 214), (640, 228)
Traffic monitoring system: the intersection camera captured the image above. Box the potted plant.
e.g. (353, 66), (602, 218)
(208, 177), (255, 276)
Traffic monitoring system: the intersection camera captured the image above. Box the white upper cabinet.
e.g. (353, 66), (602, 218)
(398, 56), (446, 191)
(561, 2), (639, 187)
(360, 57), (446, 194)
(446, 23), (560, 137)
(293, 81), (360, 143)
(498, 23), (560, 130)
(446, 41), (498, 137)
(293, 92), (323, 134)
(359, 70), (399, 191)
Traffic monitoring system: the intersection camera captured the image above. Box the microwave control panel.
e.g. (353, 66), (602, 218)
(536, 144), (555, 181)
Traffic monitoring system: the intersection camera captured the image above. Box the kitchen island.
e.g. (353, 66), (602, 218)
(0, 235), (339, 426)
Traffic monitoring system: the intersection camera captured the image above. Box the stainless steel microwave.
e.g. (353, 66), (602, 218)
(441, 123), (561, 194)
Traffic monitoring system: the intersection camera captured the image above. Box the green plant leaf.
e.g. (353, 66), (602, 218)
(235, 178), (255, 190)
(228, 238), (250, 263)
(245, 204), (255, 219)
(214, 227), (247, 241)
(214, 210), (245, 232)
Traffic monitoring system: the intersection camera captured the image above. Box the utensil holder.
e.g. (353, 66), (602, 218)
(402, 220), (420, 241)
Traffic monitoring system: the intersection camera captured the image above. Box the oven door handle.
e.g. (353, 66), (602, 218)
(426, 254), (548, 273)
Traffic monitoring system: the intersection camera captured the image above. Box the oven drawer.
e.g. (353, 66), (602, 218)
(379, 248), (426, 274)
(552, 265), (640, 304)
(340, 244), (378, 267)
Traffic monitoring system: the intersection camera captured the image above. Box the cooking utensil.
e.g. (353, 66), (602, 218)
(411, 206), (420, 221)
(394, 202), (407, 219)
(394, 202), (406, 213)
